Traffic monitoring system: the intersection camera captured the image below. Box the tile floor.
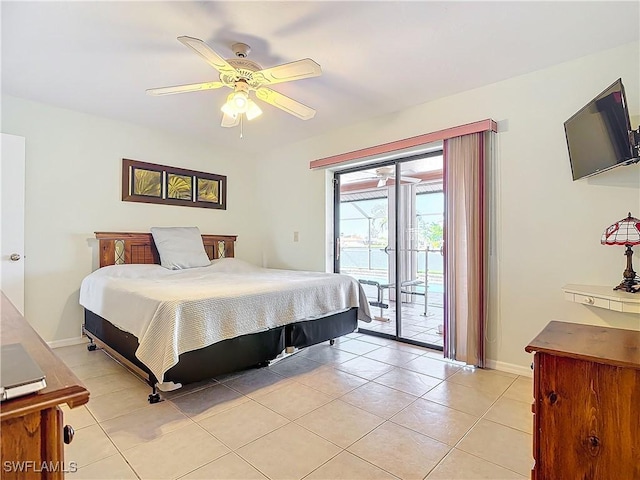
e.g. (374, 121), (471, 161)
(55, 333), (533, 480)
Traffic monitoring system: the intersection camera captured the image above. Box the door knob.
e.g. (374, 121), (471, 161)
(64, 425), (75, 444)
(9, 253), (21, 261)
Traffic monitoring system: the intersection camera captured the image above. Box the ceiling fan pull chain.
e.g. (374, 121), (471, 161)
(240, 114), (244, 139)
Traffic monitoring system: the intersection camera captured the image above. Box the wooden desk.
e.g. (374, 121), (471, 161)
(1, 292), (89, 479)
(525, 321), (640, 480)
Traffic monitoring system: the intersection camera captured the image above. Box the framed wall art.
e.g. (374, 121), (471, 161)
(122, 159), (226, 210)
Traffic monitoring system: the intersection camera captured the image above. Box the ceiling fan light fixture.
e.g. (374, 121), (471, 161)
(220, 94), (238, 117)
(245, 99), (262, 121)
(231, 91), (249, 112)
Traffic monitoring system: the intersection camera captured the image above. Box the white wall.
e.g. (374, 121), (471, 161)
(1, 95), (260, 343)
(257, 42), (640, 371)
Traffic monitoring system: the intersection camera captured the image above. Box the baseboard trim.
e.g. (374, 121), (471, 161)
(486, 359), (533, 377)
(48, 336), (88, 349)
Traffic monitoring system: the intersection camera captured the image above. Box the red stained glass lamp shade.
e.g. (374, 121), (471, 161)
(601, 212), (640, 293)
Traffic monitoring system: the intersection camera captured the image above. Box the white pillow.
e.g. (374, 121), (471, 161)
(150, 227), (211, 270)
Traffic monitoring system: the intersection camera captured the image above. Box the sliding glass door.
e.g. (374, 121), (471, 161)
(335, 153), (444, 349)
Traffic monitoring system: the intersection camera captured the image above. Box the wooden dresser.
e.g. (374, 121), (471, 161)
(525, 321), (640, 480)
(1, 292), (89, 479)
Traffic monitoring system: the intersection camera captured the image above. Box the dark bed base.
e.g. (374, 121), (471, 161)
(83, 308), (358, 399)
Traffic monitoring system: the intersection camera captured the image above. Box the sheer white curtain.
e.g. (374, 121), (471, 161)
(443, 132), (488, 367)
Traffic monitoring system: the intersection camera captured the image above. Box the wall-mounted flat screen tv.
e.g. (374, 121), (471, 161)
(564, 78), (637, 181)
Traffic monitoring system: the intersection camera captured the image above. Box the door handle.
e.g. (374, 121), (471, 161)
(10, 253), (21, 261)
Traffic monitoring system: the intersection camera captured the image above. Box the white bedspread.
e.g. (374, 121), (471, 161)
(79, 258), (371, 381)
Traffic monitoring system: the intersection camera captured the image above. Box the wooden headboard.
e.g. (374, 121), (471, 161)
(95, 232), (237, 268)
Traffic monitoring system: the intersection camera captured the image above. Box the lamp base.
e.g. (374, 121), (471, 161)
(613, 245), (640, 293)
(613, 279), (640, 293)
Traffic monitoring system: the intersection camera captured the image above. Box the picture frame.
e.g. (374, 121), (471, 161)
(122, 159), (226, 210)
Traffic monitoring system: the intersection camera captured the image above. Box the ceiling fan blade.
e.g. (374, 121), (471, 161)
(177, 36), (238, 77)
(253, 59), (322, 85)
(255, 87), (316, 120)
(146, 81), (225, 96)
(221, 112), (240, 128)
(399, 176), (421, 184)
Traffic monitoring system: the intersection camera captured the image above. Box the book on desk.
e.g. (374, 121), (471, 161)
(0, 343), (47, 401)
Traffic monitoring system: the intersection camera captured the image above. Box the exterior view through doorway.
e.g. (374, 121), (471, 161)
(334, 152), (445, 351)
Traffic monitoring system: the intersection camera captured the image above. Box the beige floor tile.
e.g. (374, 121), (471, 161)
(67, 453), (137, 479)
(237, 423), (340, 480)
(82, 370), (147, 398)
(64, 424), (118, 469)
(180, 452), (268, 479)
(306, 451), (398, 480)
(502, 376), (534, 403)
(340, 382), (418, 419)
(255, 382), (333, 420)
(391, 398), (478, 445)
(171, 383), (250, 421)
(335, 356), (395, 380)
(61, 405), (96, 430)
(423, 381), (501, 417)
(402, 355), (461, 379)
(54, 343), (108, 368)
(373, 367), (442, 396)
(268, 355), (324, 378)
(85, 382), (151, 422)
(123, 423), (229, 480)
(199, 399), (289, 449)
(101, 401), (193, 450)
(298, 344), (358, 365)
(345, 332), (364, 339)
(483, 396), (533, 434)
(457, 419), (533, 477)
(426, 448), (526, 479)
(421, 348), (447, 359)
(296, 399), (384, 448)
(224, 368), (293, 399)
(446, 368), (516, 396)
(70, 360), (129, 381)
(387, 342), (436, 355)
(295, 365), (368, 397)
(363, 346), (420, 366)
(335, 339), (382, 355)
(356, 335), (398, 347)
(348, 422), (450, 479)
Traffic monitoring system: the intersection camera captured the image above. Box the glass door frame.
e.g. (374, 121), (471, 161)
(333, 151), (444, 351)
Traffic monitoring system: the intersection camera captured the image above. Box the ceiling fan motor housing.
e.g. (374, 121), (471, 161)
(224, 58), (263, 87)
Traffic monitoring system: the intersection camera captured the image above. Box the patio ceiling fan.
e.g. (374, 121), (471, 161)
(146, 36), (322, 130)
(375, 167), (421, 187)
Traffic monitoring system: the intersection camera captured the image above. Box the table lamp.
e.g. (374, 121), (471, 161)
(601, 212), (640, 293)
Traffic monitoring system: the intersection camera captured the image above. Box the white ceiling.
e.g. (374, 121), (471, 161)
(2, 1), (638, 154)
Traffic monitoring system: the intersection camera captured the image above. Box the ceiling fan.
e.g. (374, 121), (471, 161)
(146, 36), (322, 130)
(375, 166), (421, 187)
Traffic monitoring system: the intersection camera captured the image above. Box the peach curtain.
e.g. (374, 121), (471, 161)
(443, 132), (488, 367)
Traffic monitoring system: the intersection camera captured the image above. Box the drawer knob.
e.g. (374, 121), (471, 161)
(64, 425), (75, 444)
(583, 297), (595, 305)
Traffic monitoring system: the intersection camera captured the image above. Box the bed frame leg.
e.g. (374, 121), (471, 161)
(147, 375), (161, 404)
(329, 339), (335, 346)
(87, 337), (98, 351)
(148, 384), (161, 404)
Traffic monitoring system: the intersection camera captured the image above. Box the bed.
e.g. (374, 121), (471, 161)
(80, 231), (369, 402)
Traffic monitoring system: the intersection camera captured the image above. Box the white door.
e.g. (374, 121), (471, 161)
(1, 133), (26, 314)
